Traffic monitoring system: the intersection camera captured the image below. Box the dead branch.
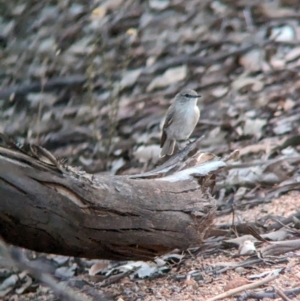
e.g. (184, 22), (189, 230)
(0, 136), (225, 260)
(0, 75), (86, 101)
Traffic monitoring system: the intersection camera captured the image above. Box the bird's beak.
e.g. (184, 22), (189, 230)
(192, 95), (201, 98)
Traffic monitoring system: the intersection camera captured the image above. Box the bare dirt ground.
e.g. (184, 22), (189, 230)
(0, 0), (300, 300)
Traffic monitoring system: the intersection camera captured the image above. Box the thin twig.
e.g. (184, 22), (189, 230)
(243, 7), (254, 32)
(238, 287), (300, 300)
(0, 75), (86, 100)
(274, 286), (293, 301)
(207, 269), (282, 301)
(225, 155), (300, 169)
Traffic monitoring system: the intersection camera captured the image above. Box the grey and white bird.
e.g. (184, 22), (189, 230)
(160, 89), (201, 158)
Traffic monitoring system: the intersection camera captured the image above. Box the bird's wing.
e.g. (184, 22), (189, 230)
(160, 108), (174, 147)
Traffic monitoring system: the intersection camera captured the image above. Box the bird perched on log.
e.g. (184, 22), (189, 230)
(160, 89), (201, 157)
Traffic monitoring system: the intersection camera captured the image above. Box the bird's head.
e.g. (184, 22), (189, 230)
(176, 89), (201, 104)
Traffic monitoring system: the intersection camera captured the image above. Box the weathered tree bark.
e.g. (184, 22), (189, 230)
(0, 136), (225, 260)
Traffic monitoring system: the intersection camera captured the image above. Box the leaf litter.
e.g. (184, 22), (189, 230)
(0, 0), (300, 300)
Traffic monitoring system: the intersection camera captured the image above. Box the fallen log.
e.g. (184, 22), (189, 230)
(0, 135), (225, 260)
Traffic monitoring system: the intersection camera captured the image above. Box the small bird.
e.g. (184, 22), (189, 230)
(160, 89), (201, 157)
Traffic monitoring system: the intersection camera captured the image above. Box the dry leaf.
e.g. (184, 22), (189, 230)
(224, 277), (251, 291)
(270, 25), (295, 42)
(89, 261), (111, 276)
(285, 47), (300, 62)
(238, 240), (256, 255)
(147, 65), (187, 91)
(243, 118), (267, 138)
(133, 145), (160, 164)
(232, 76), (264, 92)
(239, 49), (262, 72)
(211, 86), (228, 98)
(149, 0), (170, 11)
(262, 229), (292, 241)
(120, 69), (143, 89)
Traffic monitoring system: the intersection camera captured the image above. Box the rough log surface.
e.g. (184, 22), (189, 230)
(0, 139), (223, 260)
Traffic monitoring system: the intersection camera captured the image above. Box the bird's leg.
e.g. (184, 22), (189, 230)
(177, 139), (189, 150)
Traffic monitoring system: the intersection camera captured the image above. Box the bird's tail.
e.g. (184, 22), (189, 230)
(160, 139), (176, 157)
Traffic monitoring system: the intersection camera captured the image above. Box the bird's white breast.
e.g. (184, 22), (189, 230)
(171, 103), (200, 140)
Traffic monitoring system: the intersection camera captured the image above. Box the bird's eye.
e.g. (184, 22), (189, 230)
(184, 93), (190, 97)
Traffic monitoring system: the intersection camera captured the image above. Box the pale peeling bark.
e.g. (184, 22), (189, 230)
(0, 137), (225, 260)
